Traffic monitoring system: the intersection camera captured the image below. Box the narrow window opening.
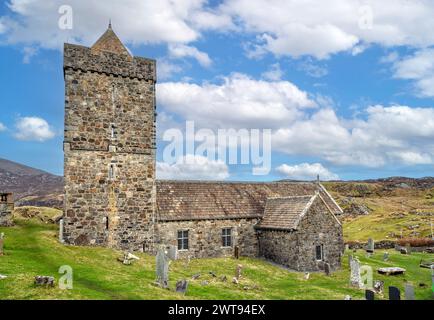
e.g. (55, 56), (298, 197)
(0, 194), (7, 202)
(105, 217), (109, 230)
(177, 230), (189, 250)
(109, 164), (115, 180)
(315, 244), (324, 261)
(222, 228), (232, 247)
(110, 124), (116, 139)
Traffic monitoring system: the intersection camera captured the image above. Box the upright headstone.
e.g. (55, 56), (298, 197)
(348, 255), (353, 270)
(58, 219), (64, 243)
(366, 238), (374, 253)
(345, 244), (349, 251)
(156, 246), (170, 288)
(404, 284), (415, 300)
(365, 289), (375, 300)
(388, 286), (401, 300)
(350, 258), (362, 288)
(405, 244), (412, 255)
(167, 245), (178, 260)
(383, 252), (389, 262)
(235, 264), (243, 279)
(175, 280), (188, 295)
(324, 263), (331, 276)
(0, 233), (4, 256)
(373, 280), (384, 294)
(234, 246), (240, 259)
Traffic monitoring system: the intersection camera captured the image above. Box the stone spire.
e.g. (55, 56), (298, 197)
(91, 23), (131, 57)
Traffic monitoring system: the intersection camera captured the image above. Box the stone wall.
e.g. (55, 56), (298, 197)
(258, 196), (343, 271)
(155, 218), (260, 259)
(63, 42), (156, 251)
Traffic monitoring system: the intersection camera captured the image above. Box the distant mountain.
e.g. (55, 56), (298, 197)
(0, 158), (63, 208)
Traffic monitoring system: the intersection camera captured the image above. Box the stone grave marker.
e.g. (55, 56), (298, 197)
(383, 252), (389, 262)
(388, 286), (401, 300)
(404, 283), (415, 300)
(175, 280), (188, 295)
(373, 280), (384, 294)
(405, 244), (412, 255)
(34, 276), (55, 287)
(304, 272), (310, 280)
(235, 264), (243, 279)
(59, 219), (64, 243)
(366, 238), (374, 253)
(167, 245), (178, 260)
(350, 258), (361, 288)
(156, 246), (170, 288)
(365, 289), (375, 300)
(234, 246), (240, 259)
(348, 255), (353, 270)
(345, 244), (349, 251)
(324, 262), (331, 276)
(0, 233), (4, 256)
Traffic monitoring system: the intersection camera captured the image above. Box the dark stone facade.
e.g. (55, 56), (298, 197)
(0, 193), (14, 227)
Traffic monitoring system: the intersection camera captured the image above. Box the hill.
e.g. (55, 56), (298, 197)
(0, 218), (432, 300)
(0, 158), (63, 208)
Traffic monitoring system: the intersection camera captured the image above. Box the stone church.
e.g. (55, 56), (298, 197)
(62, 25), (344, 272)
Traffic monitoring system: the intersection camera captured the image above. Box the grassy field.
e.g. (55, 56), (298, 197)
(0, 217), (432, 300)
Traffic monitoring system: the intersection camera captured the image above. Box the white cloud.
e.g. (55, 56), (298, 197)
(157, 154), (229, 180)
(261, 63), (283, 81)
(168, 44), (212, 67)
(0, 122), (6, 131)
(157, 73), (316, 129)
(22, 46), (37, 64)
(14, 117), (55, 142)
(220, 0), (434, 59)
(390, 48), (434, 97)
(276, 163), (339, 181)
(298, 58), (328, 78)
(157, 59), (183, 80)
(0, 0), (225, 49)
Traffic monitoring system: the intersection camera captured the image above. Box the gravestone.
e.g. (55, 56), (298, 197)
(350, 258), (362, 288)
(400, 247), (408, 255)
(220, 275), (227, 282)
(235, 264), (243, 279)
(365, 289), (375, 300)
(405, 244), (412, 255)
(324, 263), (331, 276)
(234, 246), (240, 259)
(388, 286), (401, 300)
(366, 238), (374, 253)
(404, 283), (415, 300)
(59, 219), (64, 243)
(348, 255), (353, 270)
(0, 233), (4, 256)
(373, 280), (384, 294)
(345, 244), (349, 251)
(34, 276), (55, 287)
(167, 245), (178, 260)
(155, 246), (170, 288)
(378, 267), (406, 275)
(383, 252), (389, 262)
(175, 280), (188, 295)
(304, 272), (310, 280)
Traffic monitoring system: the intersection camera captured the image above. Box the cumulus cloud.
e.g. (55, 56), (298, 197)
(389, 48), (434, 97)
(276, 163), (339, 181)
(157, 154), (229, 180)
(261, 63), (283, 81)
(0, 122), (6, 131)
(220, 0), (434, 59)
(14, 117), (55, 142)
(157, 59), (183, 80)
(0, 0), (229, 49)
(168, 43), (212, 67)
(298, 58), (328, 78)
(157, 73), (316, 129)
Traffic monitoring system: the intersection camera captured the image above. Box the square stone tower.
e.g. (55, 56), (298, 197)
(62, 24), (156, 251)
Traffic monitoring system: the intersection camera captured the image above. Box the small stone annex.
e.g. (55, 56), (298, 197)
(61, 24), (344, 272)
(0, 192), (14, 227)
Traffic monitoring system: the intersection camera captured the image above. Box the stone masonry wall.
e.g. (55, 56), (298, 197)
(63, 42), (156, 251)
(258, 196), (343, 271)
(156, 218), (260, 259)
(0, 203), (14, 227)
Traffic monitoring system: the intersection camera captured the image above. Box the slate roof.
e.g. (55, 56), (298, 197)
(156, 181), (342, 222)
(255, 195), (316, 231)
(91, 24), (131, 57)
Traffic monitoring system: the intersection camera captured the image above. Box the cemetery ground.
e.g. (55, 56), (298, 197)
(0, 212), (432, 300)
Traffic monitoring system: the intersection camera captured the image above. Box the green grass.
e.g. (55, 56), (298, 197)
(0, 219), (432, 300)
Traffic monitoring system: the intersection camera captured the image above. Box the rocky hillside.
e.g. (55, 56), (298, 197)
(0, 158), (63, 208)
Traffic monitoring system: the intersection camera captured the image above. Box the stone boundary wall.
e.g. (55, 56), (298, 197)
(346, 240), (434, 252)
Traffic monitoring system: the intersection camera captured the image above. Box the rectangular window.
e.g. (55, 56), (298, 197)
(177, 230), (189, 250)
(0, 195), (6, 202)
(222, 228), (232, 247)
(109, 164), (115, 180)
(315, 244), (324, 261)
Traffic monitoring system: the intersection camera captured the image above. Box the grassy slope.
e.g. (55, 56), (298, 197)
(323, 183), (434, 241)
(0, 219), (432, 300)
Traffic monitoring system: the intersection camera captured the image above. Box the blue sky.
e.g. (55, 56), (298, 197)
(1, 0), (434, 181)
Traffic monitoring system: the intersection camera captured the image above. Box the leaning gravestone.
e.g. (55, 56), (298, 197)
(388, 286), (401, 300)
(350, 258), (362, 288)
(365, 289), (375, 300)
(366, 238), (374, 253)
(156, 246), (170, 288)
(404, 283), (415, 300)
(0, 233), (4, 256)
(175, 280), (188, 295)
